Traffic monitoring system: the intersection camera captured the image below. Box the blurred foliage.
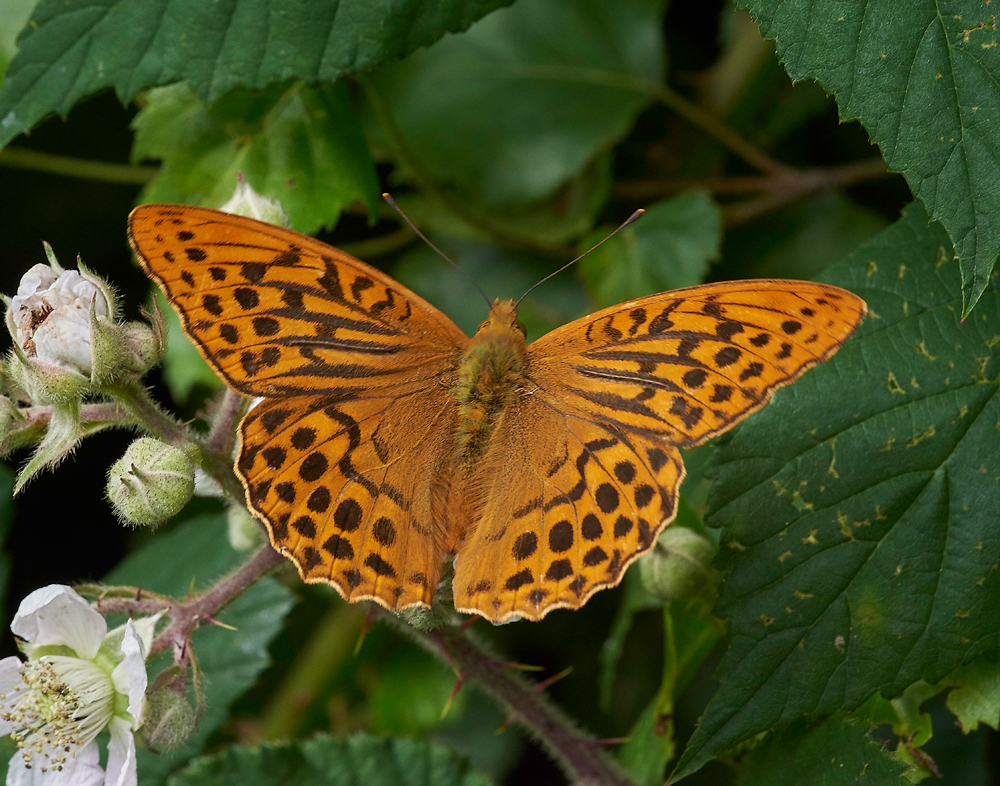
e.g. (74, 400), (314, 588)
(0, 0), (998, 785)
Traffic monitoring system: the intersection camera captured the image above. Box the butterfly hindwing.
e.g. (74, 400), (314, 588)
(453, 392), (683, 622)
(238, 385), (459, 609)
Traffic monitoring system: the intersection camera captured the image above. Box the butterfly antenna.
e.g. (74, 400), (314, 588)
(382, 193), (491, 306)
(515, 209), (645, 307)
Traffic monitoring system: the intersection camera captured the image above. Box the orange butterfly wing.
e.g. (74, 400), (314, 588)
(452, 281), (866, 621)
(129, 204), (467, 607)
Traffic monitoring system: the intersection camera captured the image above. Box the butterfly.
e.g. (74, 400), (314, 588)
(129, 204), (866, 623)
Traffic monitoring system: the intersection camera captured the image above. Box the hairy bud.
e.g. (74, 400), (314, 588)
(107, 438), (196, 527)
(639, 527), (716, 603)
(141, 686), (196, 751)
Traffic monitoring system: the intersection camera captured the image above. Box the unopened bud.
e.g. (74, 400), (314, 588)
(120, 321), (161, 373)
(218, 176), (289, 226)
(640, 527), (716, 603)
(107, 438), (196, 527)
(227, 505), (266, 551)
(141, 686), (196, 751)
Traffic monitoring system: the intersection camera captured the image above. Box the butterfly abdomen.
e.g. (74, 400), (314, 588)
(454, 300), (529, 463)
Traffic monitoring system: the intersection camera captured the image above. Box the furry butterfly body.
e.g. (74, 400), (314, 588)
(129, 204), (866, 623)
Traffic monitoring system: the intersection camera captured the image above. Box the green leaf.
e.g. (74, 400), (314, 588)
(370, 647), (465, 734)
(618, 693), (674, 786)
(0, 0), (517, 148)
(579, 189), (721, 309)
(167, 734), (493, 786)
(599, 568), (662, 709)
(388, 154), (613, 248)
(364, 0), (666, 206)
(672, 203), (1000, 780)
(738, 0), (1000, 315)
(105, 515), (295, 785)
(0, 0), (32, 77)
(722, 194), (889, 282)
(737, 715), (911, 786)
(132, 81), (379, 234)
(941, 658), (1000, 734)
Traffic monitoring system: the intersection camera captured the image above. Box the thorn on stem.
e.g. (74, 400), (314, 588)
(589, 737), (629, 748)
(206, 616), (237, 631)
(441, 676), (464, 720)
(355, 607), (377, 656)
(534, 666), (573, 694)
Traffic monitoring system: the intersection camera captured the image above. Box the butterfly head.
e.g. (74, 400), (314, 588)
(478, 299), (526, 340)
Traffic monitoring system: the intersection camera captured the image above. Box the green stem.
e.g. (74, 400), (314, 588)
(257, 602), (367, 740)
(0, 147), (159, 185)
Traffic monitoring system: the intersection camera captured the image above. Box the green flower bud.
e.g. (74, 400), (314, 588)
(141, 686), (196, 751)
(639, 527), (717, 603)
(90, 312), (162, 385)
(107, 438), (196, 527)
(218, 177), (289, 226)
(120, 321), (162, 374)
(227, 504), (266, 552)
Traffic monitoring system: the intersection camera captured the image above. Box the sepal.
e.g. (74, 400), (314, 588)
(12, 400), (83, 494)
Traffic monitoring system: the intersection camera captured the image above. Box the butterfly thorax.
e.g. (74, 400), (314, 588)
(453, 299), (529, 463)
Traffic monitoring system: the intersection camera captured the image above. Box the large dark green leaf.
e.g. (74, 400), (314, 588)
(738, 0), (1000, 315)
(167, 734), (493, 786)
(365, 0), (666, 206)
(106, 515), (295, 785)
(672, 203), (1000, 780)
(737, 715), (910, 785)
(0, 0), (516, 148)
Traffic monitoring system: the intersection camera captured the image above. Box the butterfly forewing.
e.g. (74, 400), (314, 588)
(528, 280), (867, 447)
(128, 204), (467, 397)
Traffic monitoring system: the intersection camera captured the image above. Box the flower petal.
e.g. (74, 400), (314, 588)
(0, 656), (24, 736)
(110, 621), (147, 727)
(105, 717), (137, 786)
(5, 741), (104, 786)
(11, 586), (106, 659)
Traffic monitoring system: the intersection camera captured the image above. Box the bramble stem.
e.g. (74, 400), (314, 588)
(206, 389), (245, 456)
(615, 158), (891, 226)
(389, 616), (639, 786)
(146, 544), (286, 662)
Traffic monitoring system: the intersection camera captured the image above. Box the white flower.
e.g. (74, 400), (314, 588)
(8, 262), (111, 377)
(0, 586), (157, 786)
